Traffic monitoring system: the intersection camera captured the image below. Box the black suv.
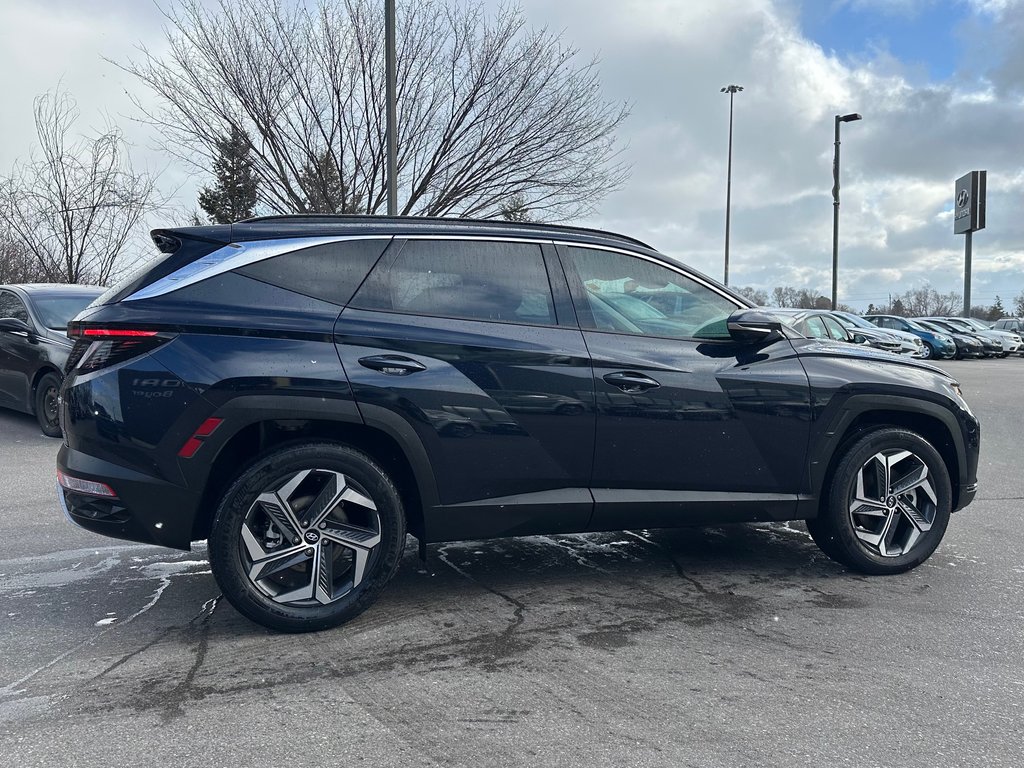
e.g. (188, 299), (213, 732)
(57, 216), (980, 632)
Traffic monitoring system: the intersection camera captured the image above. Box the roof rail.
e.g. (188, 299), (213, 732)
(237, 213), (654, 251)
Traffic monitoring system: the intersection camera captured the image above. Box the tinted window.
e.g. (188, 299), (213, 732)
(237, 239), (389, 306)
(0, 291), (29, 323)
(353, 240), (555, 325)
(821, 315), (847, 339)
(803, 316), (829, 339)
(561, 246), (739, 339)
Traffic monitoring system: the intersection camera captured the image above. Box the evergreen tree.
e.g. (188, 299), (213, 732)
(988, 296), (1005, 320)
(500, 194), (532, 222)
(298, 151), (361, 214)
(1015, 291), (1024, 318)
(198, 126), (259, 223)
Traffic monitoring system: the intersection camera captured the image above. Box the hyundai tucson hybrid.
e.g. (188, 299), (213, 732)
(0, 283), (104, 435)
(57, 216), (980, 632)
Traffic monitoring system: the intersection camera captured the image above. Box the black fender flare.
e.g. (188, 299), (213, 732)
(190, 393), (440, 514)
(808, 393), (969, 501)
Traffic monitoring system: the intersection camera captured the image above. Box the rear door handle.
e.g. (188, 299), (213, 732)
(358, 354), (427, 376)
(603, 371), (661, 393)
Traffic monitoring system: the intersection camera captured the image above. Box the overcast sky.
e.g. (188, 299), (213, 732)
(1, 0), (1022, 308)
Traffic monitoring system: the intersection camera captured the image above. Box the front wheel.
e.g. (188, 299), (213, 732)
(806, 428), (951, 574)
(209, 442), (406, 632)
(919, 343), (934, 359)
(34, 372), (62, 437)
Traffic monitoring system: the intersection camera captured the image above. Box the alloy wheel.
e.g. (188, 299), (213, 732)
(848, 449), (937, 558)
(239, 469), (381, 606)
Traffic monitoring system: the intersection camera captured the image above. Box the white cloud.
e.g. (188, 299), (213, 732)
(0, 0), (1021, 307)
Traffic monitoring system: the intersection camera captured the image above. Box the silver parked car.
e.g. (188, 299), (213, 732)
(832, 311), (924, 357)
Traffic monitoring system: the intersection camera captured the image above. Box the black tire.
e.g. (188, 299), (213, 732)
(34, 372), (62, 437)
(919, 343), (934, 360)
(209, 442), (406, 632)
(806, 427), (951, 575)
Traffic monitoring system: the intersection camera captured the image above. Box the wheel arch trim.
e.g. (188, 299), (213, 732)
(808, 394), (971, 511)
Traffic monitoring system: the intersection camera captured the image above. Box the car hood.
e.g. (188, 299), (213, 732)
(873, 327), (921, 343)
(789, 337), (949, 377)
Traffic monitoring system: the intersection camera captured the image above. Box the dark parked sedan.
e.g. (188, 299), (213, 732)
(0, 283), (104, 435)
(914, 319), (985, 359)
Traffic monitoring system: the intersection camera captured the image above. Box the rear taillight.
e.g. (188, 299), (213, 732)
(66, 324), (173, 374)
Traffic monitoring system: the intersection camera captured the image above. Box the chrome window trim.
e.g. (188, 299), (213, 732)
(123, 230), (738, 308)
(123, 235), (393, 302)
(550, 239), (746, 310)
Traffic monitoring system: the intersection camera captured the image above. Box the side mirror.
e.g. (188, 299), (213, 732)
(852, 333), (868, 344)
(727, 309), (783, 344)
(0, 317), (33, 337)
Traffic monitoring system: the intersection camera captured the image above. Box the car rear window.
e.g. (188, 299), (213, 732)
(236, 239), (389, 306)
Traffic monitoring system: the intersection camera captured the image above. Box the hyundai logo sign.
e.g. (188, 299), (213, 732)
(954, 171), (986, 234)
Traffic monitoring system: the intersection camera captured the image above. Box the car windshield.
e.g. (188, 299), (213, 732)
(961, 318), (989, 331)
(32, 295), (101, 330)
(836, 313), (874, 329)
(916, 320), (948, 334)
(901, 318), (930, 332)
(942, 318), (974, 332)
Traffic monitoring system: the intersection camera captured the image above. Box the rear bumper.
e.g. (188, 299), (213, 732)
(57, 444), (198, 550)
(955, 482), (978, 512)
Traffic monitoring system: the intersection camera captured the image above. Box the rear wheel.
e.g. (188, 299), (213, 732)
(807, 428), (951, 574)
(34, 372), (62, 437)
(209, 442), (406, 632)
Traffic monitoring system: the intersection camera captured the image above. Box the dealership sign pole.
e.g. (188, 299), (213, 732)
(954, 171), (986, 317)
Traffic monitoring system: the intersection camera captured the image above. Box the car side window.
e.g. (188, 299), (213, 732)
(353, 239), (556, 325)
(803, 316), (829, 339)
(821, 316), (847, 340)
(0, 291), (30, 323)
(559, 246), (738, 340)
(235, 239), (389, 305)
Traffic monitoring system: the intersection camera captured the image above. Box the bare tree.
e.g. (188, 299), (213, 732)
(0, 90), (161, 285)
(0, 232), (47, 284)
(119, 0), (629, 221)
(734, 286), (768, 306)
(898, 286), (962, 317)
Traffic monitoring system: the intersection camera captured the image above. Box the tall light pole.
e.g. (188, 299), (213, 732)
(831, 112), (861, 309)
(385, 0), (398, 216)
(720, 85), (743, 286)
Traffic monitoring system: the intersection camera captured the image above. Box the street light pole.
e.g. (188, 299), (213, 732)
(831, 112), (861, 310)
(385, 0), (398, 216)
(721, 85), (743, 287)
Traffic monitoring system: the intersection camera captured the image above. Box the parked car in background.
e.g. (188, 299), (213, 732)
(914, 319), (985, 359)
(56, 215), (979, 632)
(917, 318), (1000, 358)
(831, 311), (923, 357)
(761, 308), (874, 346)
(992, 317), (1024, 335)
(864, 315), (957, 359)
(0, 283), (104, 436)
(953, 317), (1022, 357)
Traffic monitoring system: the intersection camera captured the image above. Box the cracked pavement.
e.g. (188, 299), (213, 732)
(1, 359), (1022, 767)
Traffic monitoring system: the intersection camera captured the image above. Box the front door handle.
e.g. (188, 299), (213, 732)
(358, 354), (427, 376)
(603, 371), (661, 393)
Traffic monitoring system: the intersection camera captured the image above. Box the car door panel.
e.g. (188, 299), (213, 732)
(555, 245), (813, 531)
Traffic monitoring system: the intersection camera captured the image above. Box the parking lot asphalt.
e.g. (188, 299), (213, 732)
(1, 358), (1022, 767)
